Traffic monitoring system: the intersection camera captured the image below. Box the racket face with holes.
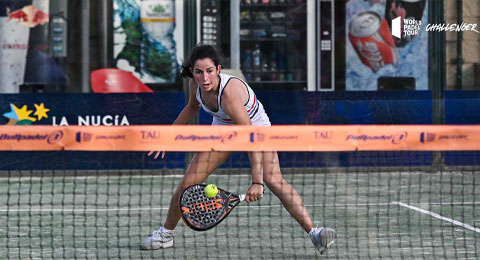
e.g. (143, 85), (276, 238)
(179, 184), (241, 231)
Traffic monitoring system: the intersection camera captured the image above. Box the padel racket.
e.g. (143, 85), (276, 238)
(179, 184), (245, 231)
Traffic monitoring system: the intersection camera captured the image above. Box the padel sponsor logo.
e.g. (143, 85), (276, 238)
(47, 131), (64, 144)
(0, 131), (63, 144)
(346, 131), (407, 144)
(314, 131), (332, 140)
(181, 199), (223, 214)
(175, 132), (237, 144)
(392, 17), (422, 39)
(420, 132), (435, 143)
(393, 131), (408, 144)
(249, 132), (265, 143)
(75, 131), (125, 143)
(269, 135), (298, 140)
(140, 131), (161, 140)
(426, 23), (479, 33)
(175, 135), (221, 141)
(392, 17), (479, 38)
(52, 115), (130, 126)
(2, 103), (50, 125)
(438, 135), (467, 140)
(0, 133), (47, 141)
(96, 135), (126, 140)
(221, 132), (238, 143)
(249, 132), (298, 143)
(420, 132), (467, 143)
(76, 132), (93, 143)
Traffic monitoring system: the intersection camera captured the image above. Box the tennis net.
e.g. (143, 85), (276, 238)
(0, 125), (479, 259)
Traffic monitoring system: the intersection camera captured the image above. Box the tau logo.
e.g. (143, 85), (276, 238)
(141, 131), (161, 140)
(314, 131), (332, 140)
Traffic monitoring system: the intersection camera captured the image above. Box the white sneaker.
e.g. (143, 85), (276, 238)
(309, 227), (336, 254)
(140, 227), (174, 250)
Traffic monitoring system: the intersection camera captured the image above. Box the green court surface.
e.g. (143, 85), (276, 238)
(0, 169), (478, 259)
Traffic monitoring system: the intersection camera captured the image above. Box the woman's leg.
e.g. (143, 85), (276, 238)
(163, 151), (231, 230)
(262, 152), (314, 233)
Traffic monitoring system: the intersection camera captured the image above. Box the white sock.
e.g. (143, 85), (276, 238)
(309, 227), (324, 236)
(161, 226), (174, 233)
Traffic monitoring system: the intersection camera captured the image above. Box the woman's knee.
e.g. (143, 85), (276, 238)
(264, 174), (286, 191)
(178, 172), (204, 189)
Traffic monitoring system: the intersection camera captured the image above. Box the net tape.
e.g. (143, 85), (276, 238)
(0, 125), (479, 151)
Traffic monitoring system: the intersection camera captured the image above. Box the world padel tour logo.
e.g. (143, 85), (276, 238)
(392, 16), (421, 39)
(392, 16), (479, 40)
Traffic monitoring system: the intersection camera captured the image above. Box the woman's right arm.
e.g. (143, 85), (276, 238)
(172, 79), (201, 125)
(148, 79), (199, 159)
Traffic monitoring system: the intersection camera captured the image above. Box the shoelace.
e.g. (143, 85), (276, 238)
(152, 229), (173, 240)
(151, 230), (161, 239)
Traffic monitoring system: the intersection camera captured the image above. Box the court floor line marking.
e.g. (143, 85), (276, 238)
(1, 201), (479, 213)
(392, 201), (480, 233)
(0, 207), (171, 213)
(0, 204), (384, 213)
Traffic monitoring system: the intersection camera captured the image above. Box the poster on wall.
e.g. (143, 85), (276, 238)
(113, 0), (183, 84)
(0, 0), (64, 93)
(346, 0), (429, 91)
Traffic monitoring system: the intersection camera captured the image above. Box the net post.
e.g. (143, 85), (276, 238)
(429, 0), (446, 171)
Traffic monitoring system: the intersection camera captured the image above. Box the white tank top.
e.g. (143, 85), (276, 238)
(196, 73), (271, 126)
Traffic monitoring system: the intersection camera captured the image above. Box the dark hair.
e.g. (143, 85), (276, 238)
(180, 44), (222, 78)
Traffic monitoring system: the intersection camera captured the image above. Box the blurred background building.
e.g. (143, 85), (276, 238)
(0, 0), (478, 94)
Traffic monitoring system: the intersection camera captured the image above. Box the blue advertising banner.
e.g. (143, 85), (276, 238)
(0, 91), (442, 170)
(445, 91), (480, 166)
(0, 93), (184, 126)
(0, 93), (186, 170)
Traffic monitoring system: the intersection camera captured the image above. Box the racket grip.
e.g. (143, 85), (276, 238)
(239, 194), (246, 201)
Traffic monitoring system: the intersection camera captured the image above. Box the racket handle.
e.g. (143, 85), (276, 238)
(239, 194), (246, 201)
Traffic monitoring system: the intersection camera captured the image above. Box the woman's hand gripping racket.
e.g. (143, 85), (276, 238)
(179, 184), (245, 231)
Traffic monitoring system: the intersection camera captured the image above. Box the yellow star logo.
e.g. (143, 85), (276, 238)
(34, 103), (50, 120)
(13, 104), (36, 122)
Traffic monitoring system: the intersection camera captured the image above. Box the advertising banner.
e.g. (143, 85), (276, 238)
(346, 0), (429, 91)
(113, 0), (181, 84)
(1, 125), (479, 152)
(0, 0), (64, 93)
(0, 93), (185, 126)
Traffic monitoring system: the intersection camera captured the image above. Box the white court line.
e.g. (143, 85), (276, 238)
(392, 201), (480, 233)
(2, 201), (479, 213)
(0, 174), (259, 182)
(0, 203), (376, 213)
(0, 207), (170, 213)
(0, 175), (187, 181)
